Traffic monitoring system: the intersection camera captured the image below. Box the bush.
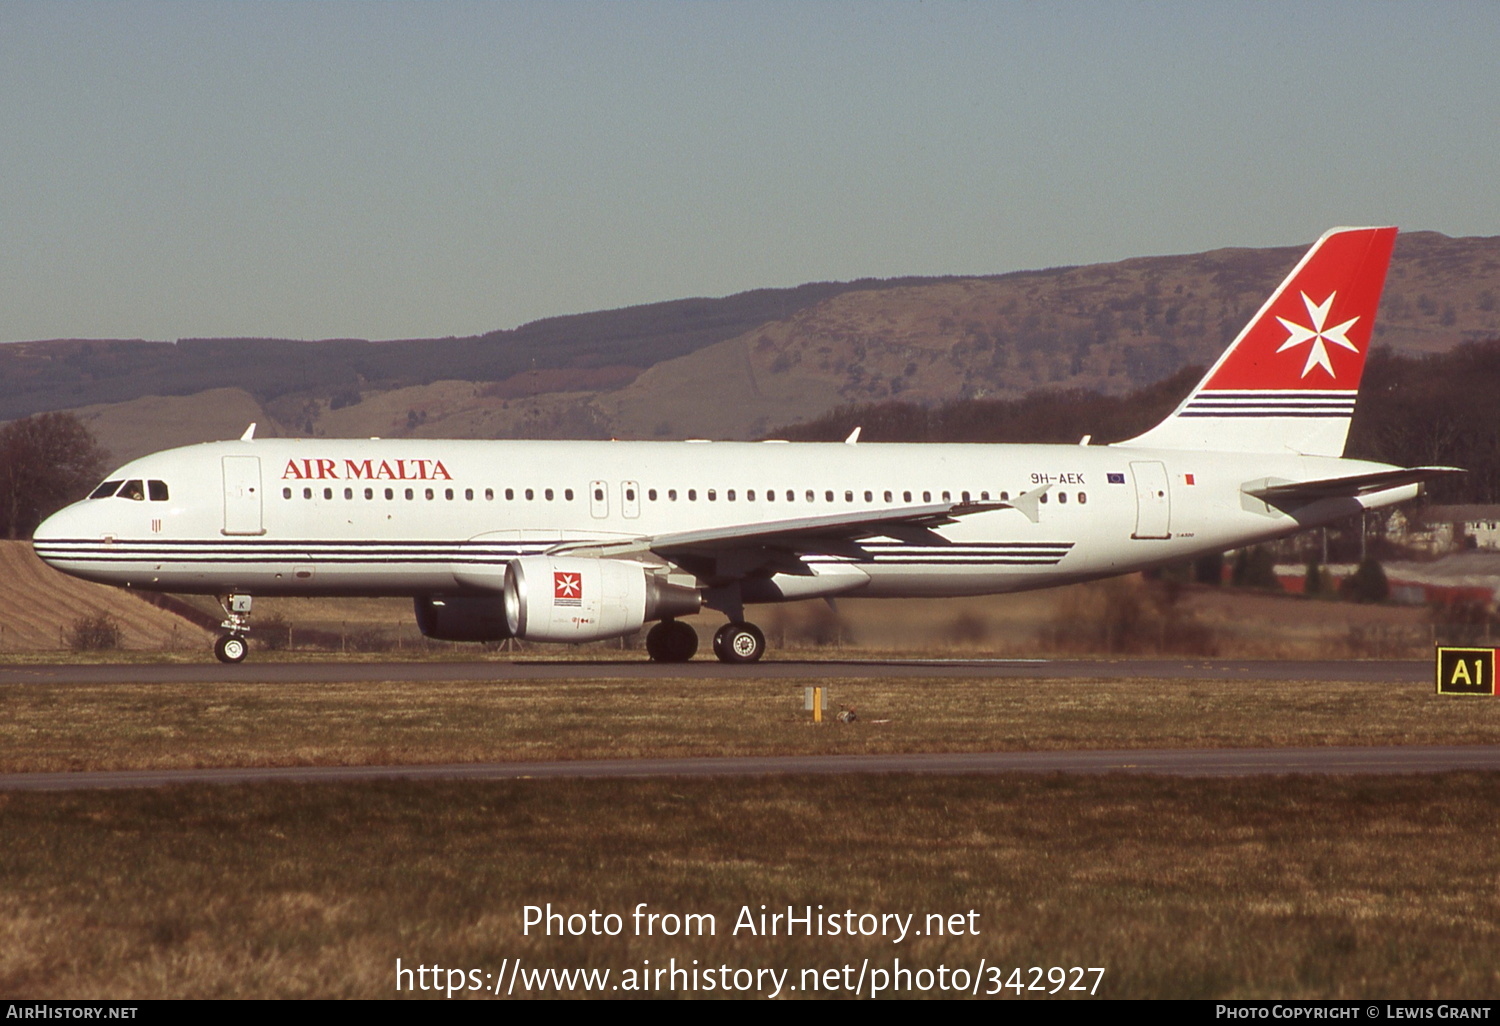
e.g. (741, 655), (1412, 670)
(70, 614), (120, 651)
(1343, 559), (1390, 604)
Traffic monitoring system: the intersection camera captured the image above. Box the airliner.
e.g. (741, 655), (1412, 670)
(32, 227), (1456, 663)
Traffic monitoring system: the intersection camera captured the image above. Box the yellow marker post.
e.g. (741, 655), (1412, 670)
(803, 686), (824, 722)
(1436, 647), (1498, 696)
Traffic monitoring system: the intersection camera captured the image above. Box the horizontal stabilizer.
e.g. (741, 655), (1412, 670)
(1243, 466), (1464, 504)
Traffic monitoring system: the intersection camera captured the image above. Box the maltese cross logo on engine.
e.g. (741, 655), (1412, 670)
(1275, 291), (1360, 379)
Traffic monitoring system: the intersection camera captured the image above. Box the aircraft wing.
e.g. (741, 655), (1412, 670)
(546, 487), (1051, 563)
(1243, 466), (1464, 504)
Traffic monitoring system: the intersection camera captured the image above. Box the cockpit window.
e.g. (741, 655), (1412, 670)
(89, 480), (123, 499)
(120, 480), (145, 501)
(148, 480), (169, 501)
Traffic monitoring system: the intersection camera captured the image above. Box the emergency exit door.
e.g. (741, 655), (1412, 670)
(1129, 461), (1171, 540)
(222, 456), (265, 536)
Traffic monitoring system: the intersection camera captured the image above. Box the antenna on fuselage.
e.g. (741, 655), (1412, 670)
(240, 423), (257, 441)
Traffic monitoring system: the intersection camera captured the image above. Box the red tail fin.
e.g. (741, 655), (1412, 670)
(1119, 226), (1397, 456)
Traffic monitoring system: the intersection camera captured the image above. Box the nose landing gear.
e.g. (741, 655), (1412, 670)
(214, 593), (253, 664)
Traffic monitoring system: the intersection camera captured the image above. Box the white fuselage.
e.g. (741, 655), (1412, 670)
(32, 437), (1412, 600)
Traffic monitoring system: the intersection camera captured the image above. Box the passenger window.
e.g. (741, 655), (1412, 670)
(864, 490), (872, 502)
(648, 489), (657, 501)
(148, 481), (169, 501)
(1040, 492), (1049, 504)
(844, 490), (853, 503)
(626, 487), (636, 501)
(747, 490), (755, 501)
(825, 491), (834, 502)
(962, 491), (970, 502)
(981, 491), (990, 501)
(446, 489), (454, 500)
(565, 488), (573, 501)
(668, 489), (677, 501)
(425, 488), (434, 500)
(465, 488), (474, 500)
(485, 488), (493, 500)
(922, 491), (931, 502)
(384, 488), (394, 500)
(525, 488), (534, 500)
(303, 487), (312, 500)
(765, 490), (774, 502)
(505, 488), (514, 500)
(545, 488), (554, 501)
(90, 480), (123, 499)
(707, 490), (717, 502)
(904, 491), (912, 502)
(728, 490), (736, 501)
(1058, 492), (1068, 504)
(365, 487), (374, 499)
(786, 490), (794, 502)
(806, 490), (815, 502)
(1000, 491), (1009, 501)
(324, 488), (332, 500)
(942, 491), (951, 502)
(1078, 492), (1087, 504)
(689, 489), (697, 501)
(345, 488), (354, 500)
(405, 488), (414, 500)
(282, 487), (292, 499)
(884, 491), (892, 502)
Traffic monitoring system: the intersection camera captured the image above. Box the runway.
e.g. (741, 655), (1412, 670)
(2, 745), (1497, 791)
(0, 656), (1432, 686)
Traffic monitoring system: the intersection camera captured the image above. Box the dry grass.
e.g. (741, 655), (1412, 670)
(4, 674), (1500, 774)
(2, 774), (1499, 998)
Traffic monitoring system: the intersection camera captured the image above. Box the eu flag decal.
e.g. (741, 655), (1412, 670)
(1107, 473), (1125, 484)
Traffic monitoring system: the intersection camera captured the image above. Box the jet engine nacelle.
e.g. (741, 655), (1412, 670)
(413, 595), (512, 642)
(503, 556), (700, 643)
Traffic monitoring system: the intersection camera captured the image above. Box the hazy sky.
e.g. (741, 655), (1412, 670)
(3, 2), (1497, 343)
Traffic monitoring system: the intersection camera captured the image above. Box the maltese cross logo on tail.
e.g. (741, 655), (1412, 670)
(554, 571), (582, 607)
(1276, 291), (1359, 379)
(1196, 226), (1397, 393)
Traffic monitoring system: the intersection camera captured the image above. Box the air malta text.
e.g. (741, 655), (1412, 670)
(281, 458), (453, 482)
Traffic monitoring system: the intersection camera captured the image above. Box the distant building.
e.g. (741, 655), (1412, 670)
(1387, 506), (1500, 554)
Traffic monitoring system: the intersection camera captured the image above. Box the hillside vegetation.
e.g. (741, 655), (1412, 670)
(17, 231), (1500, 463)
(0, 542), (213, 652)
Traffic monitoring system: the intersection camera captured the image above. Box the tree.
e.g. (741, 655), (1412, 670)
(0, 412), (108, 539)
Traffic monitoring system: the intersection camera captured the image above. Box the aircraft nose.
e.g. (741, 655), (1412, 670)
(31, 503), (84, 566)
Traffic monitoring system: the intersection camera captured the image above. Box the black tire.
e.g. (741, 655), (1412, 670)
(713, 621), (765, 664)
(646, 620), (698, 663)
(214, 634), (248, 664)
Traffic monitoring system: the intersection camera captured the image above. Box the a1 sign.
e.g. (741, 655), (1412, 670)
(1435, 647), (1498, 696)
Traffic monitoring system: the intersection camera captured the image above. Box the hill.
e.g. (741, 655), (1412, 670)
(15, 230), (1500, 462)
(0, 542), (214, 652)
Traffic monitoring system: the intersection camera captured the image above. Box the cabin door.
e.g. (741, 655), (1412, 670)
(589, 480), (609, 519)
(1129, 461), (1171, 540)
(222, 456), (265, 536)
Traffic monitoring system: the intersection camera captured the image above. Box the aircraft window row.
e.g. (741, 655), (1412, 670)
(634, 487), (1085, 505)
(280, 486), (576, 502)
(89, 479), (169, 501)
(276, 484), (1088, 506)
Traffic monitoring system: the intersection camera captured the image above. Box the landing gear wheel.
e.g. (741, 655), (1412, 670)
(713, 621), (765, 664)
(214, 634), (248, 664)
(646, 620), (698, 663)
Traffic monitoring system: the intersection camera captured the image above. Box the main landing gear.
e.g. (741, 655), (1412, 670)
(645, 619), (698, 663)
(214, 593), (253, 664)
(712, 621), (765, 664)
(644, 619), (767, 663)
